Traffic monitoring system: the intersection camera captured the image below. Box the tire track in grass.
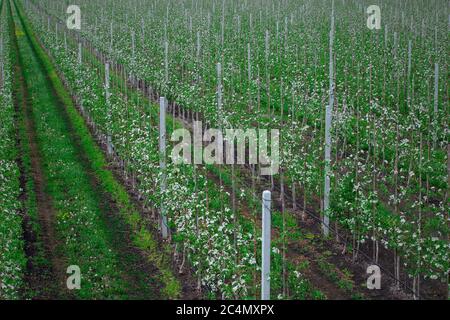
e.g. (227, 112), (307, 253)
(54, 76), (163, 300)
(10, 0), (162, 299)
(0, 0), (28, 300)
(8, 0), (64, 299)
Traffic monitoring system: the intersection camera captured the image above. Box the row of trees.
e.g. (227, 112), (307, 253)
(33, 0), (448, 298)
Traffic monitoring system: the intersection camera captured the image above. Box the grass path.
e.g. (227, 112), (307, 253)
(8, 0), (63, 299)
(9, 0), (163, 299)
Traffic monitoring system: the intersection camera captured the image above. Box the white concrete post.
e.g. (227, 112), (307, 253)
(261, 190), (271, 300)
(434, 63), (439, 116)
(160, 97), (169, 239)
(323, 0), (335, 237)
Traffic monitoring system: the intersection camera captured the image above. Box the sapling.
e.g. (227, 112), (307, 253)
(221, 0), (225, 48)
(265, 30), (270, 115)
(131, 29), (135, 60)
(109, 21), (114, 54)
(433, 63), (439, 148)
(407, 40), (412, 107)
(196, 31), (201, 59)
(105, 62), (112, 155)
(164, 40), (169, 83)
(217, 62), (224, 212)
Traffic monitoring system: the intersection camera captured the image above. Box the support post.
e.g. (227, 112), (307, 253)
(323, 0), (335, 237)
(262, 190), (271, 300)
(434, 63), (439, 116)
(324, 104), (332, 237)
(160, 97), (169, 239)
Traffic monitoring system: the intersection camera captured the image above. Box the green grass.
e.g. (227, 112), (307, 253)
(11, 30), (45, 299)
(0, 0), (27, 299)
